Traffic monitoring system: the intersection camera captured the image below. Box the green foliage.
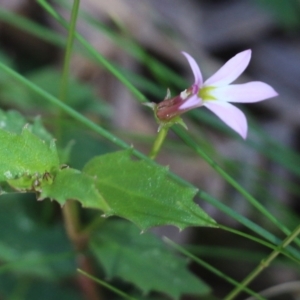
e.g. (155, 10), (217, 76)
(0, 108), (215, 298)
(0, 110), (214, 230)
(90, 220), (211, 299)
(39, 167), (110, 212)
(0, 121), (59, 192)
(83, 150), (216, 230)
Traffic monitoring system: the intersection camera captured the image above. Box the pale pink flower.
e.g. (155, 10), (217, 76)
(156, 50), (278, 139)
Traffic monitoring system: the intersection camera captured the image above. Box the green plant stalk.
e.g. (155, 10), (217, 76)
(62, 199), (81, 247)
(148, 126), (169, 159)
(59, 0), (80, 103)
(2, 61), (300, 262)
(58, 0), (81, 249)
(164, 238), (266, 300)
(224, 223), (300, 300)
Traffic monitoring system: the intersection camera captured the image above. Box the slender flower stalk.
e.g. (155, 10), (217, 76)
(148, 126), (169, 160)
(150, 50), (278, 139)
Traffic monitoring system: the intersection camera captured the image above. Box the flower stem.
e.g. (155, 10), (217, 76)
(148, 126), (169, 160)
(224, 223), (300, 300)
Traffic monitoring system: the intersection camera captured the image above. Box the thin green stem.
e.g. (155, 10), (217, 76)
(77, 269), (137, 300)
(224, 223), (300, 300)
(57, 0), (80, 139)
(148, 126), (169, 159)
(164, 238), (266, 300)
(58, 0), (82, 250)
(62, 200), (82, 247)
(59, 0), (80, 103)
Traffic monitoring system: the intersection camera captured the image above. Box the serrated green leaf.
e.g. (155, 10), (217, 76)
(90, 220), (211, 299)
(39, 168), (111, 212)
(83, 150), (216, 230)
(0, 127), (59, 191)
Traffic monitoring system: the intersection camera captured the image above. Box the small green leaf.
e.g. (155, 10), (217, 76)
(90, 220), (211, 299)
(83, 150), (216, 230)
(0, 127), (59, 191)
(39, 168), (111, 212)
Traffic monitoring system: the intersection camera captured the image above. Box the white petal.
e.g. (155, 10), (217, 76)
(181, 52), (203, 86)
(204, 101), (247, 139)
(179, 95), (202, 110)
(204, 50), (251, 87)
(210, 81), (278, 103)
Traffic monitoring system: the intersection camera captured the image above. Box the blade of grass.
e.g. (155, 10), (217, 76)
(224, 223), (300, 300)
(77, 269), (138, 300)
(164, 237), (266, 300)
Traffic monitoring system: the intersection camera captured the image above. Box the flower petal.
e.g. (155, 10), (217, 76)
(210, 81), (278, 103)
(204, 101), (247, 139)
(181, 52), (203, 87)
(204, 49), (251, 87)
(179, 94), (202, 110)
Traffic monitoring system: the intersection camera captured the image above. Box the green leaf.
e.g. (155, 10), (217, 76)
(0, 126), (59, 191)
(90, 220), (211, 299)
(83, 150), (216, 230)
(0, 195), (75, 279)
(39, 168), (111, 212)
